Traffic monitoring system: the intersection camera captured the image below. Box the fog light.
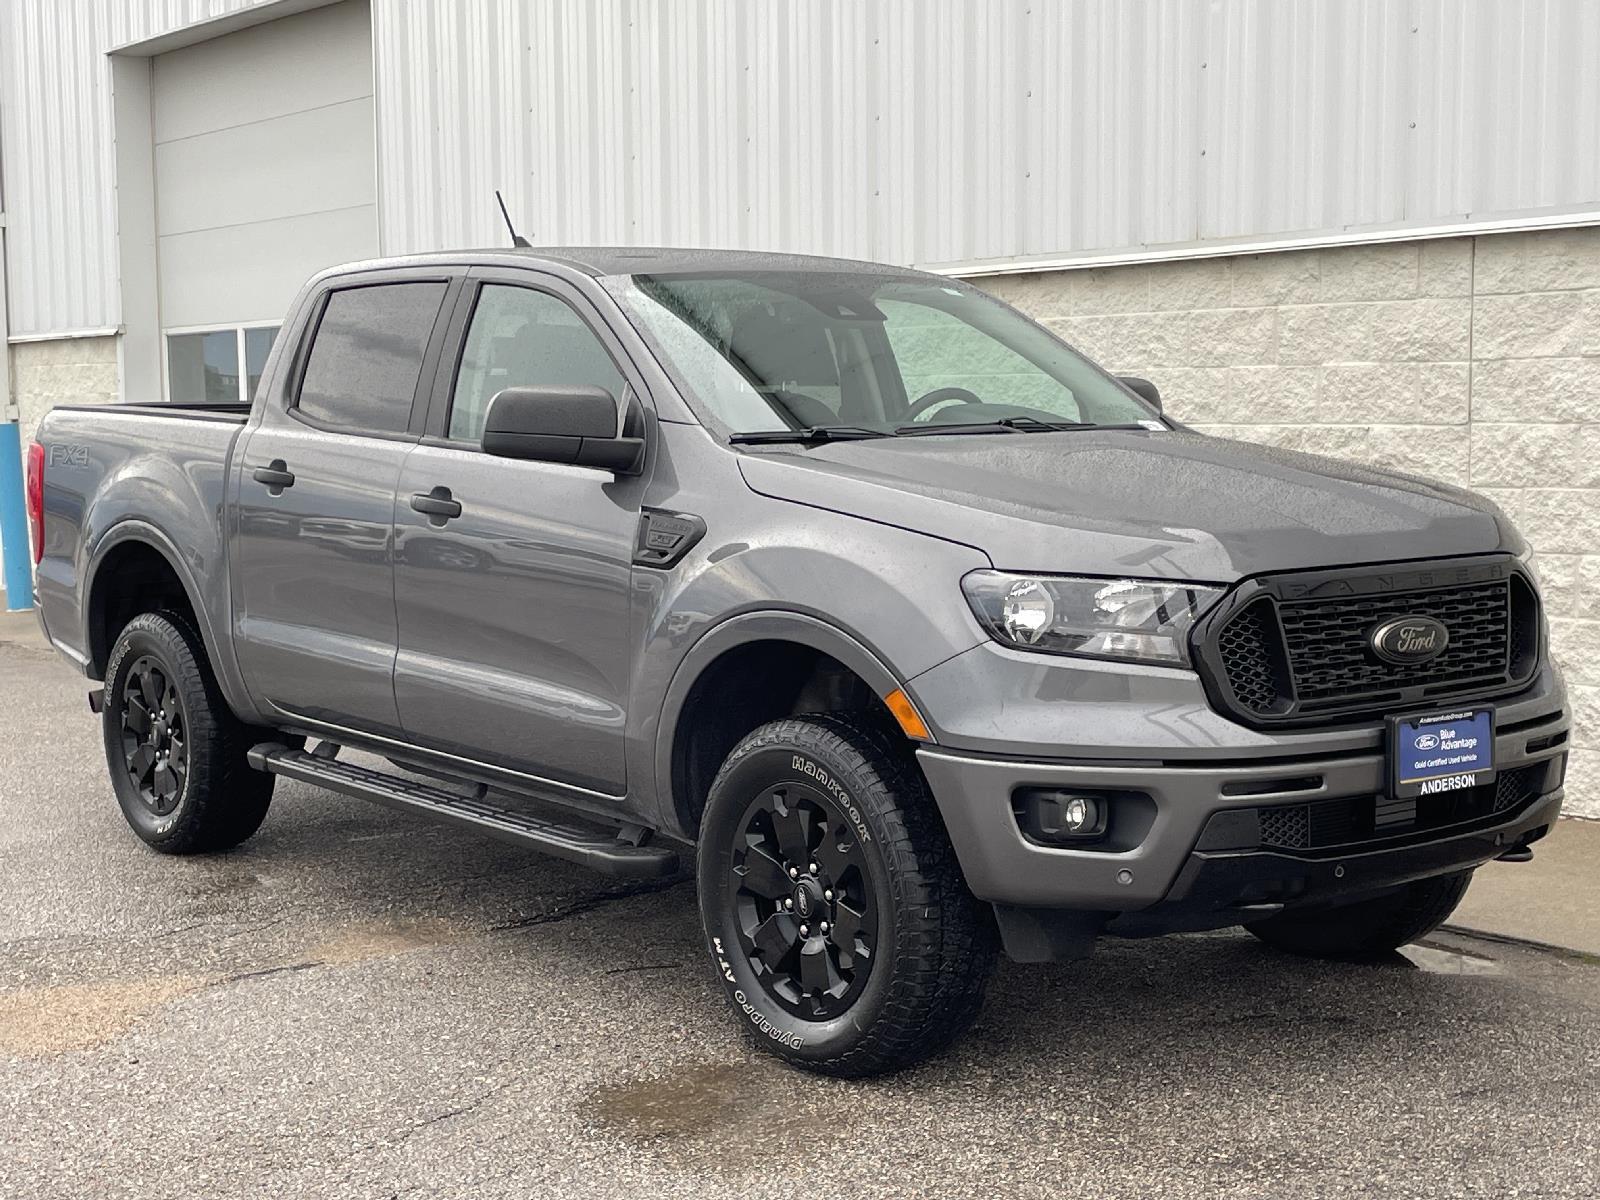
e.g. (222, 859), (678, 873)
(1014, 788), (1109, 844)
(1061, 795), (1098, 833)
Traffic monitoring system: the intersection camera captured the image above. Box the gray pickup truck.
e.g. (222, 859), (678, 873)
(28, 247), (1569, 1076)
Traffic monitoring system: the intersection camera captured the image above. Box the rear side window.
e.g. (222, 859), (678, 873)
(297, 282), (448, 433)
(449, 284), (625, 442)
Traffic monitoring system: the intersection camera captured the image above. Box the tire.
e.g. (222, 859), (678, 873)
(1245, 870), (1474, 961)
(697, 713), (997, 1077)
(101, 611), (274, 854)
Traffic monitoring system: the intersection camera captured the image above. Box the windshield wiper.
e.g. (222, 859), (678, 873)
(729, 424), (890, 445)
(894, 417), (1156, 436)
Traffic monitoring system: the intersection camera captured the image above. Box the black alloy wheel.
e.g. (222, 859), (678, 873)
(101, 610), (274, 854)
(119, 655), (189, 817)
(729, 782), (879, 1020)
(697, 714), (997, 1076)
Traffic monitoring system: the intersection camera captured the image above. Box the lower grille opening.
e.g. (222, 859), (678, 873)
(1255, 763), (1547, 852)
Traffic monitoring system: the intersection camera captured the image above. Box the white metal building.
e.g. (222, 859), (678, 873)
(1, 0), (1598, 807)
(3, 0), (1599, 403)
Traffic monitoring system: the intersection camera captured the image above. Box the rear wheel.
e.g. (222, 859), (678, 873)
(697, 714), (996, 1077)
(102, 611), (273, 854)
(1245, 870), (1474, 960)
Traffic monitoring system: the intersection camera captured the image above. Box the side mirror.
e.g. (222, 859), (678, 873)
(1117, 375), (1161, 413)
(481, 385), (646, 475)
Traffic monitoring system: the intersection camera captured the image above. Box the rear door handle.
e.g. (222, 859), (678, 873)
(252, 460), (295, 493)
(410, 486), (462, 523)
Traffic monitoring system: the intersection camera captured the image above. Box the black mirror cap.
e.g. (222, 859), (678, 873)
(1117, 375), (1161, 413)
(481, 385), (647, 475)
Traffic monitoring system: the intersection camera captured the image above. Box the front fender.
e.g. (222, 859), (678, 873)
(648, 609), (911, 831)
(627, 509), (991, 837)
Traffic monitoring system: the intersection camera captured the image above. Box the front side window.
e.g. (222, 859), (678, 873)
(448, 284), (625, 442)
(297, 282), (448, 434)
(603, 271), (1159, 436)
(167, 324), (280, 404)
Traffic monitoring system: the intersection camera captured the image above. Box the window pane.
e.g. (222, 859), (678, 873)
(244, 326), (279, 402)
(609, 273), (1156, 434)
(878, 299), (1082, 421)
(298, 283), (447, 433)
(449, 284), (624, 442)
(167, 330), (241, 405)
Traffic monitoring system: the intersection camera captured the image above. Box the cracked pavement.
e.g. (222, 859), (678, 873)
(3, 639), (1600, 1198)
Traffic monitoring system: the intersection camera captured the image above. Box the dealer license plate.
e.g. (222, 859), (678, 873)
(1389, 707), (1496, 799)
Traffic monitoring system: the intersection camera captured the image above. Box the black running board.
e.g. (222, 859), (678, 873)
(247, 743), (678, 879)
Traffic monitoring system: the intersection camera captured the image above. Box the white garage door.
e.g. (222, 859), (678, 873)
(155, 1), (377, 403)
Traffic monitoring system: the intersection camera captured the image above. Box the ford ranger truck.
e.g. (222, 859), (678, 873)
(27, 248), (1569, 1077)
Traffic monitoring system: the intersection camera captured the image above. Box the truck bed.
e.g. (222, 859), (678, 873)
(32, 402), (251, 672)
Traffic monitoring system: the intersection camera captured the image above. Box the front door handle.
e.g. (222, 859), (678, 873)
(252, 460), (295, 494)
(410, 486), (463, 523)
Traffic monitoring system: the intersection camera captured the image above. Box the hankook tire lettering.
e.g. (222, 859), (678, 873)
(790, 755), (872, 844)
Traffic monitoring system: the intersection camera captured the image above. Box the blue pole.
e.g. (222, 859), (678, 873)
(0, 420), (33, 611)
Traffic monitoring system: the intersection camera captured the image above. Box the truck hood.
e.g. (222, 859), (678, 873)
(736, 430), (1520, 581)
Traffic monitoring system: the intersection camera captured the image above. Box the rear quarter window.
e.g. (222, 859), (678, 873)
(296, 282), (448, 433)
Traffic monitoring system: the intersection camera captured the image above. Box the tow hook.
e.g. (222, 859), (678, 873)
(1496, 843), (1535, 864)
(87, 688), (105, 714)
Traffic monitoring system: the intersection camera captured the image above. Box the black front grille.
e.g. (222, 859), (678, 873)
(1196, 558), (1540, 726)
(1280, 581), (1509, 706)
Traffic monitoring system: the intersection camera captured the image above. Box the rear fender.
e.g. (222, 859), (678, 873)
(83, 521), (262, 723)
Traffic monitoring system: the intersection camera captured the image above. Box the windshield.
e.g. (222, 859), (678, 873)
(601, 270), (1163, 437)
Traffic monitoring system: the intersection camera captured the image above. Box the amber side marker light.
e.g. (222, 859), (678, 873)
(883, 688), (933, 742)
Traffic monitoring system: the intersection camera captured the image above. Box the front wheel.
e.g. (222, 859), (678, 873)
(1245, 870), (1474, 960)
(697, 714), (996, 1077)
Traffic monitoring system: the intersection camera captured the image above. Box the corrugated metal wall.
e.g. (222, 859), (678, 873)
(5, 0), (1600, 335)
(0, 0), (282, 337)
(373, 0), (1600, 270)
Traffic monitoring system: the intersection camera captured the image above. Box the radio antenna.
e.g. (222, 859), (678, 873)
(495, 189), (532, 248)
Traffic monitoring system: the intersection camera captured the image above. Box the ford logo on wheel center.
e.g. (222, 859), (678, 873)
(1370, 615), (1450, 665)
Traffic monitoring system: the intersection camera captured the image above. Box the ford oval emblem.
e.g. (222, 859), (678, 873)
(1370, 615), (1450, 665)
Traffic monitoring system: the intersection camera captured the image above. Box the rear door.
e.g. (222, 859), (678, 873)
(390, 268), (649, 797)
(231, 272), (457, 733)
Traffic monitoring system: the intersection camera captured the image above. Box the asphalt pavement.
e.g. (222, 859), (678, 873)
(3, 636), (1599, 1199)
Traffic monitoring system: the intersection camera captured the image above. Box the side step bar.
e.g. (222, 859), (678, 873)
(247, 743), (679, 879)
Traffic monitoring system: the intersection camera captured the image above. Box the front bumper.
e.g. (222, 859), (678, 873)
(1115, 788), (1561, 935)
(915, 681), (1570, 917)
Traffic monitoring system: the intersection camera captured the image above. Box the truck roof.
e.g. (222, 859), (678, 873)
(316, 245), (935, 282)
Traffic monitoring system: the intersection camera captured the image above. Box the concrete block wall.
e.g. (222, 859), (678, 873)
(0, 336), (119, 596)
(973, 226), (1599, 817)
(8, 335), (120, 444)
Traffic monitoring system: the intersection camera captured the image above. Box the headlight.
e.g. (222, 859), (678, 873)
(961, 571), (1223, 666)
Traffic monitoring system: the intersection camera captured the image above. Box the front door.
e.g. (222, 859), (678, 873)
(391, 272), (646, 796)
(232, 276), (454, 733)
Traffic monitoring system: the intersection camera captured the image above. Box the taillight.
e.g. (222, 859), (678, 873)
(25, 441), (44, 565)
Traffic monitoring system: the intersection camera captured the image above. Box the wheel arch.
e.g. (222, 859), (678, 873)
(82, 522), (255, 719)
(654, 611), (926, 841)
